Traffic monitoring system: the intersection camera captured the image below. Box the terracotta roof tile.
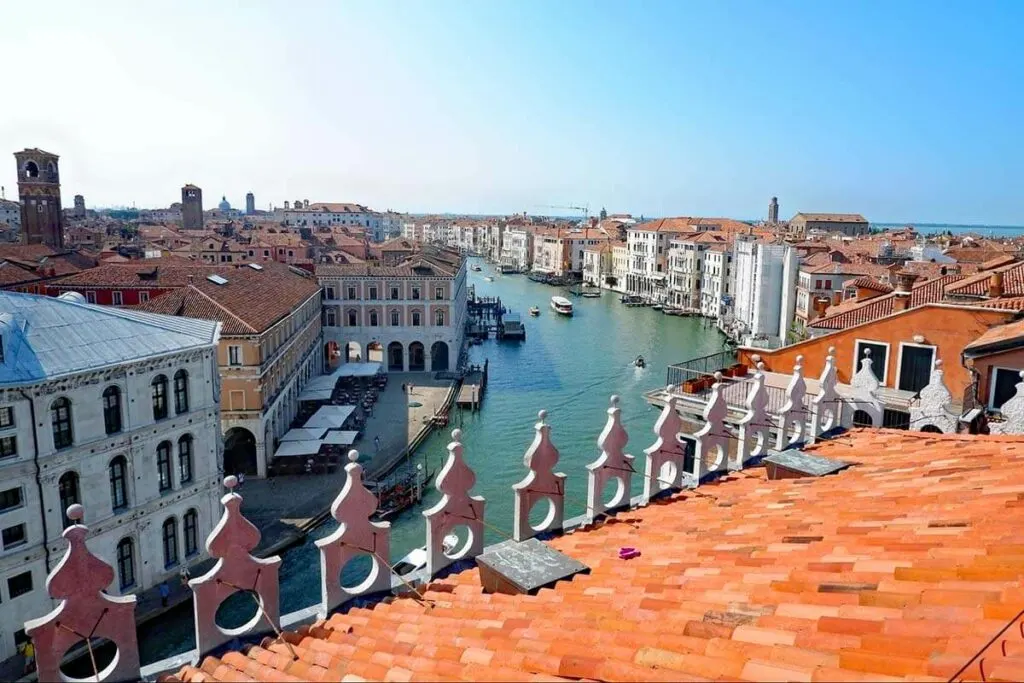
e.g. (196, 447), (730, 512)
(810, 275), (964, 330)
(162, 429), (1024, 682)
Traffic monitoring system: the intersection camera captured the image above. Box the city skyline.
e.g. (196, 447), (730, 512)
(1, 0), (1022, 225)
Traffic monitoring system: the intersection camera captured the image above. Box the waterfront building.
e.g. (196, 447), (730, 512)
(532, 227), (611, 279)
(181, 184), (203, 231)
(14, 149), (64, 248)
(728, 235), (798, 348)
(789, 212), (869, 237)
(794, 250), (894, 329)
(133, 263), (323, 478)
(624, 218), (690, 301)
(581, 243), (612, 287)
(698, 244), (732, 319)
(317, 246), (467, 373)
(0, 290), (221, 661)
(499, 225), (533, 272)
(609, 243), (629, 293)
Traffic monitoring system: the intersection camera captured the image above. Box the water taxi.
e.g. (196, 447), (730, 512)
(471, 265), (482, 272)
(529, 306), (540, 316)
(484, 276), (494, 282)
(551, 296), (574, 316)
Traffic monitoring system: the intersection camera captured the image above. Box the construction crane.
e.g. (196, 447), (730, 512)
(536, 204), (589, 218)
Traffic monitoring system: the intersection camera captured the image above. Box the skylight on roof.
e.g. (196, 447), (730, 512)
(248, 263), (263, 270)
(207, 274), (228, 285)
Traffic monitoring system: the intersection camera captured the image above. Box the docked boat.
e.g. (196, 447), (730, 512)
(551, 296), (574, 316)
(652, 303), (664, 311)
(392, 533), (459, 576)
(484, 276), (494, 282)
(529, 306), (540, 316)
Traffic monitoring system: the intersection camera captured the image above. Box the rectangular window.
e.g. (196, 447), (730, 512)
(139, 291), (150, 303)
(7, 571), (32, 598)
(347, 286), (356, 299)
(86, 291), (96, 303)
(228, 346), (242, 366)
(326, 287), (336, 300)
(824, 280), (831, 289)
(2, 524), (26, 549)
(854, 340), (889, 385)
(369, 286), (378, 300)
(814, 279), (821, 289)
(435, 287), (444, 300)
(0, 487), (22, 512)
(390, 286), (400, 300)
(0, 436), (16, 459)
(0, 407), (12, 429)
(897, 344), (935, 394)
(992, 367), (1021, 410)
(112, 291), (123, 305)
(412, 287), (420, 300)
(229, 390), (246, 411)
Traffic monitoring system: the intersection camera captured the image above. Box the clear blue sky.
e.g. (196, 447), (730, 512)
(1, 0), (1021, 224)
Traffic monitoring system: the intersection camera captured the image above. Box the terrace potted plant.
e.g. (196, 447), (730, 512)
(682, 378), (699, 394)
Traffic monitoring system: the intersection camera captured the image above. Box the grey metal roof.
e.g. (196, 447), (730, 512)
(0, 291), (220, 386)
(763, 449), (851, 477)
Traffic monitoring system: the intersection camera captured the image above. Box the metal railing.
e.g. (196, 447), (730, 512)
(666, 348), (738, 386)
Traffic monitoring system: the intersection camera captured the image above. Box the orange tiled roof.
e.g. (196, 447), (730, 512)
(947, 261), (1024, 299)
(791, 212), (868, 223)
(964, 318), (1024, 355)
(847, 275), (893, 293)
(810, 274), (963, 330)
(163, 429), (1024, 683)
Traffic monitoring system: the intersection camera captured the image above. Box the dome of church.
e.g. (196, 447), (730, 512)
(218, 196), (231, 211)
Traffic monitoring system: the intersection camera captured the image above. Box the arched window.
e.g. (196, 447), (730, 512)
(58, 471), (80, 528)
(162, 518), (178, 568)
(183, 509), (199, 557)
(435, 310), (445, 326)
(157, 441), (172, 492)
(51, 397), (73, 449)
(178, 435), (193, 484)
(369, 310), (379, 327)
(390, 310), (400, 326)
(102, 386), (122, 434)
(347, 309), (357, 326)
(412, 311), (421, 327)
(117, 537), (135, 590)
(173, 370), (189, 414)
(109, 456), (128, 511)
(152, 375), (168, 420)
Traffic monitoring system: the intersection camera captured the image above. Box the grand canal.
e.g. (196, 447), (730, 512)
(139, 259), (728, 663)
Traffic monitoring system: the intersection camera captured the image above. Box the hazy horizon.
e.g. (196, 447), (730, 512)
(1, 0), (1021, 225)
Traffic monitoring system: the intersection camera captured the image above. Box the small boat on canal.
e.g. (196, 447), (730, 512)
(484, 276), (494, 282)
(471, 265), (482, 272)
(634, 355), (646, 369)
(529, 306), (540, 316)
(392, 533), (459, 576)
(551, 296), (574, 316)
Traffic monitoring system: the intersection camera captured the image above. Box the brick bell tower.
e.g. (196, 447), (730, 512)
(15, 148), (64, 248)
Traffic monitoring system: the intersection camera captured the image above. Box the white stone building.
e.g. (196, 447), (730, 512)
(625, 220), (688, 301)
(318, 247), (468, 373)
(0, 198), (20, 228)
(699, 245), (733, 319)
(283, 203), (383, 236)
(728, 236), (799, 348)
(609, 244), (629, 293)
(0, 291), (222, 661)
(499, 227), (533, 272)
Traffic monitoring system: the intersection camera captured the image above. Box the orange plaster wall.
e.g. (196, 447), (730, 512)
(737, 305), (1013, 397)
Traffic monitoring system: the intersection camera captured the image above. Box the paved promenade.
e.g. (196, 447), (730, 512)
(242, 371), (454, 554)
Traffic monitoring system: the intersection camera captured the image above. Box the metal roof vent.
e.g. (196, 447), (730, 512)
(207, 274), (228, 285)
(248, 263), (263, 270)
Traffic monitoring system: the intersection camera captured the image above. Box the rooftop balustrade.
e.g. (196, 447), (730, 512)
(21, 348), (998, 681)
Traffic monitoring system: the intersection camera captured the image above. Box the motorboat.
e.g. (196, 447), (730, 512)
(634, 355), (646, 369)
(392, 533), (459, 576)
(550, 296), (574, 316)
(471, 265), (482, 272)
(652, 303), (663, 311)
(529, 306), (540, 316)
(484, 276), (494, 282)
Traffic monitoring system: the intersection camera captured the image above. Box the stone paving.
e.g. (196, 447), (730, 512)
(241, 371), (454, 554)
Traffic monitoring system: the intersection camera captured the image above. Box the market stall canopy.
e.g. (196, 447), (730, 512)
(304, 405), (355, 430)
(274, 440), (324, 458)
(299, 362), (383, 402)
(321, 431), (359, 446)
(280, 428), (328, 442)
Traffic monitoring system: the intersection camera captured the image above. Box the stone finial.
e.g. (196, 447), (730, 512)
(642, 391), (685, 502)
(513, 410), (566, 540)
(25, 506), (140, 682)
(776, 355), (808, 449)
(190, 477), (282, 655)
(847, 349), (883, 427)
(422, 429), (485, 577)
(316, 450), (391, 617)
(586, 395), (634, 521)
(811, 348), (842, 440)
(992, 371), (1024, 435)
(692, 373), (729, 481)
(735, 362), (770, 468)
(909, 358), (957, 433)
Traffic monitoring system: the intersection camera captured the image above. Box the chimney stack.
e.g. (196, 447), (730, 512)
(989, 271), (1004, 299)
(832, 290), (843, 306)
(892, 270), (918, 313)
(813, 297), (830, 318)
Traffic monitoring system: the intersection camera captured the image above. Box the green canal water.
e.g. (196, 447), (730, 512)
(139, 258), (727, 663)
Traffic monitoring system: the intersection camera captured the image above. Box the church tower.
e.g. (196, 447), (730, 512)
(15, 148), (64, 248)
(768, 196), (779, 225)
(181, 184), (203, 230)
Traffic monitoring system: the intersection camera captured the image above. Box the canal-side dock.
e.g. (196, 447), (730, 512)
(456, 362), (488, 411)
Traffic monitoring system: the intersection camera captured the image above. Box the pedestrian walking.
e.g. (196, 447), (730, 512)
(238, 472), (245, 489)
(21, 641), (35, 675)
(159, 581), (170, 608)
(179, 566), (191, 588)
